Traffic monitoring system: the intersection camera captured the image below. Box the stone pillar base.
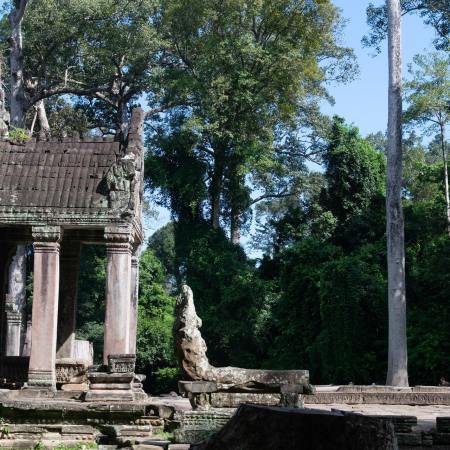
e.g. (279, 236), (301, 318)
(85, 372), (135, 402)
(25, 369), (56, 390)
(133, 374), (148, 401)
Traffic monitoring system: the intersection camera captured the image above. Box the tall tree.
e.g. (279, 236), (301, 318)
(386, 0), (408, 387)
(153, 0), (356, 243)
(7, 1), (29, 313)
(364, 0), (449, 52)
(8, 0), (28, 128)
(404, 52), (450, 233)
(2, 0), (168, 137)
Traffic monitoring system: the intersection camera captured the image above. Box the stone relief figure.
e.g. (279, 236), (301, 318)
(174, 285), (313, 393)
(106, 153), (142, 216)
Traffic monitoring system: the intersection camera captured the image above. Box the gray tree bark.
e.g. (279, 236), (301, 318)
(231, 209), (241, 245)
(439, 124), (450, 235)
(9, 0), (28, 128)
(37, 99), (50, 137)
(386, 0), (408, 387)
(0, 58), (9, 135)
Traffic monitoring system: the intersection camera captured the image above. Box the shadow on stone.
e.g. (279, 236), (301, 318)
(190, 404), (398, 450)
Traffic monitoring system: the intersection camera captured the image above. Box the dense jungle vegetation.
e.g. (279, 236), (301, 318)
(0, 0), (448, 391)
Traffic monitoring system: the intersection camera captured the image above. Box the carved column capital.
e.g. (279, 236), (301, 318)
(32, 226), (62, 254)
(105, 225), (133, 254)
(104, 225), (133, 242)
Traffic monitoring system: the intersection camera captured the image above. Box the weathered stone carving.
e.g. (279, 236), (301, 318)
(106, 153), (142, 217)
(55, 360), (88, 384)
(174, 285), (313, 393)
(108, 354), (136, 374)
(31, 225), (62, 242)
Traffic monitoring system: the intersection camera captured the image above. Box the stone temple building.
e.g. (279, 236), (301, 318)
(0, 108), (144, 394)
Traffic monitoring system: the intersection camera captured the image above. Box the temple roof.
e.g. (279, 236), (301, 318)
(0, 138), (121, 210)
(0, 108), (144, 235)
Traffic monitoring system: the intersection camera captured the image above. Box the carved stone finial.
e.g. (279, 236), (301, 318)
(174, 285), (313, 393)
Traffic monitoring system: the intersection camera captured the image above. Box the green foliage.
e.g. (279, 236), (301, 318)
(404, 52), (449, 135)
(9, 126), (30, 144)
(179, 221), (268, 366)
(151, 367), (180, 394)
(136, 250), (176, 374)
(0, 418), (10, 438)
(321, 117), (386, 226)
(76, 246), (106, 363)
(147, 0), (356, 238)
(407, 235), (450, 383)
(148, 222), (177, 284)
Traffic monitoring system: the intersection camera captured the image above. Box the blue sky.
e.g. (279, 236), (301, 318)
(146, 1), (438, 240)
(323, 0), (435, 137)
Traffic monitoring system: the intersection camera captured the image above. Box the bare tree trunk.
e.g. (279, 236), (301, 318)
(210, 148), (225, 229)
(440, 124), (450, 235)
(386, 0), (408, 387)
(37, 99), (50, 138)
(231, 209), (241, 245)
(0, 57), (9, 135)
(8, 3), (29, 357)
(229, 160), (244, 245)
(9, 0), (28, 128)
(116, 100), (130, 141)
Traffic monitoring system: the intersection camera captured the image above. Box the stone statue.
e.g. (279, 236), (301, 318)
(174, 285), (313, 393)
(106, 153), (142, 216)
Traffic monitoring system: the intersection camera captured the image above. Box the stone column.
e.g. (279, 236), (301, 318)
(5, 295), (22, 356)
(5, 245), (26, 356)
(56, 243), (81, 359)
(27, 226), (61, 389)
(103, 226), (132, 366)
(129, 253), (139, 354)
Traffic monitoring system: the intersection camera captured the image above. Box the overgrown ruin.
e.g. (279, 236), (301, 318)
(0, 108), (144, 399)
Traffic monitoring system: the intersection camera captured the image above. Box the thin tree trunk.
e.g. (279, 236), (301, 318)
(0, 57), (9, 135)
(8, 2), (29, 345)
(440, 124), (450, 235)
(116, 100), (130, 141)
(229, 162), (244, 245)
(37, 99), (50, 138)
(231, 209), (241, 245)
(386, 0), (408, 387)
(210, 148), (225, 229)
(9, 0), (28, 128)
